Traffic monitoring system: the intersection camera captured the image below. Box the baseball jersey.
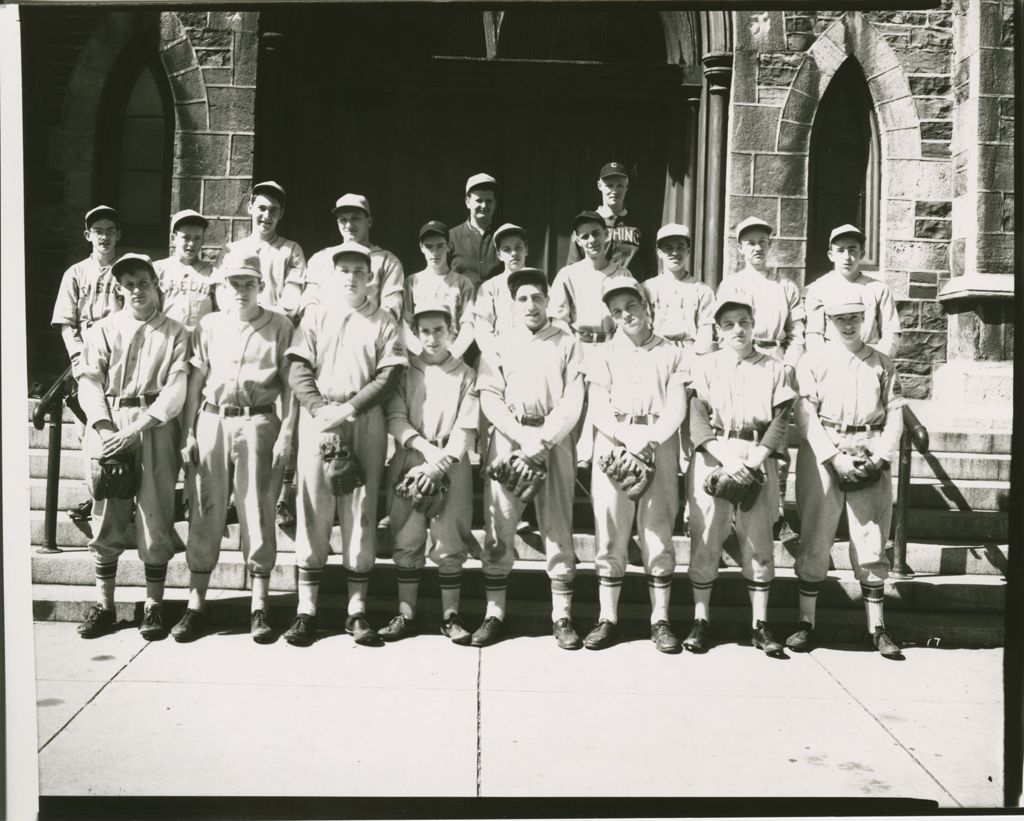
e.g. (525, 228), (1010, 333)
(566, 206), (645, 278)
(215, 234), (306, 311)
(302, 242), (404, 319)
(449, 221), (498, 291)
(716, 268), (805, 364)
(386, 353), (479, 447)
(50, 256), (123, 354)
(548, 259), (633, 336)
(77, 308), (190, 425)
(286, 300), (407, 403)
(191, 308), (294, 407)
(689, 348), (796, 433)
(642, 273), (715, 345)
(586, 331), (690, 415)
(473, 271), (520, 355)
(804, 271), (900, 351)
(402, 270), (476, 336)
(154, 256), (215, 332)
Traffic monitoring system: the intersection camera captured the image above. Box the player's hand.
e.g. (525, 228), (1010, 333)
(180, 432), (199, 466)
(719, 454), (755, 485)
(829, 452), (865, 483)
(100, 427), (139, 460)
(418, 441), (448, 466)
(619, 429), (655, 460)
(517, 432), (549, 464)
(315, 403), (353, 431)
(422, 456), (452, 483)
(271, 433), (293, 472)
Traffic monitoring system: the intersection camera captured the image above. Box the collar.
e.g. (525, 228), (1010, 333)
(612, 326), (659, 351)
(658, 270), (695, 284)
(92, 253), (116, 269)
(717, 345), (762, 366)
(465, 219), (494, 237)
(515, 320), (558, 342)
(597, 204), (628, 221)
(829, 270), (867, 286)
(412, 352), (462, 374)
(827, 338), (873, 362)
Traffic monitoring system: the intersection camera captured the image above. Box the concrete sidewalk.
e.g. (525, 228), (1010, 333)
(33, 621), (1003, 805)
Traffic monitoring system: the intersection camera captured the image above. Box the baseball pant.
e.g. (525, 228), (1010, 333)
(574, 340), (604, 463)
(186, 410), (284, 576)
(794, 434), (892, 585)
(294, 405), (386, 573)
(482, 428), (577, 582)
(591, 429), (678, 578)
(687, 439), (779, 585)
(386, 447), (474, 572)
(86, 408), (180, 565)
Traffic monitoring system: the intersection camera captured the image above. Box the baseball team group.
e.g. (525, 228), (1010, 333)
(49, 160), (906, 659)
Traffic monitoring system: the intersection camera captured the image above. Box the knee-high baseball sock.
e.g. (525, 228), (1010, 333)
(691, 579), (714, 622)
(551, 578), (573, 622)
(396, 567), (422, 619)
(438, 570), (462, 617)
(188, 570), (212, 611)
(861, 582), (885, 630)
(347, 569), (371, 616)
(94, 559), (117, 611)
(597, 576), (622, 623)
(797, 579), (821, 627)
(250, 572), (270, 613)
(647, 574), (672, 624)
(748, 579), (771, 626)
(144, 564), (167, 609)
(483, 574), (508, 620)
(297, 567), (321, 617)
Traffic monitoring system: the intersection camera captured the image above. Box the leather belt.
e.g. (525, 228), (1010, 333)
(108, 393), (160, 409)
(615, 413), (660, 425)
(713, 426), (765, 443)
(753, 338), (780, 348)
(577, 327), (610, 344)
(423, 435), (450, 447)
(518, 414), (545, 428)
(202, 401), (275, 418)
(822, 419), (885, 433)
(662, 334), (692, 345)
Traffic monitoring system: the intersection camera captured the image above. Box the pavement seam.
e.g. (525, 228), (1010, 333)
(809, 652), (964, 807)
(475, 648), (482, 798)
(37, 635), (152, 753)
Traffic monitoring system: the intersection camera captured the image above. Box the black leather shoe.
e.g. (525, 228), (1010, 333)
(377, 614), (415, 642)
(872, 627), (903, 659)
(553, 618), (582, 650)
(346, 614), (384, 646)
(250, 609), (273, 644)
(139, 603), (165, 641)
(682, 619), (709, 653)
(583, 619), (617, 650)
(752, 620), (785, 656)
(651, 620), (682, 654)
(441, 613), (473, 645)
(275, 498), (295, 529)
(77, 604), (115, 639)
(283, 613), (317, 647)
(785, 621), (814, 652)
(67, 499), (93, 523)
(470, 616), (504, 647)
(171, 608), (204, 643)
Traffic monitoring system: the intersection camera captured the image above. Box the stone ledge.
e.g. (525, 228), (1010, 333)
(938, 272), (1014, 302)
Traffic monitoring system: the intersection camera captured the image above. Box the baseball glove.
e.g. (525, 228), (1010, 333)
(703, 466), (765, 511)
(394, 465), (450, 519)
(487, 451), (547, 502)
(598, 446), (656, 501)
(320, 434), (365, 496)
(89, 452), (139, 500)
(833, 445), (884, 492)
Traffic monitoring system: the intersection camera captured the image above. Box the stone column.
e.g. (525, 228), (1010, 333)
(700, 51), (732, 288)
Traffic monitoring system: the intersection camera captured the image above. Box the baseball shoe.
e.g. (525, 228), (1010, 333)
(651, 620), (682, 654)
(346, 614), (384, 646)
(576, 459), (592, 472)
(773, 518), (799, 542)
(250, 609), (273, 644)
(171, 608), (205, 643)
(139, 603), (165, 641)
(682, 619), (709, 653)
(552, 617), (582, 650)
(470, 616), (504, 647)
(275, 499), (296, 529)
(583, 619), (617, 650)
(283, 614), (317, 647)
(67, 500), (93, 523)
(872, 627), (904, 659)
(752, 620), (785, 656)
(77, 604), (115, 639)
(440, 613), (473, 646)
(785, 621), (815, 652)
(377, 614), (415, 643)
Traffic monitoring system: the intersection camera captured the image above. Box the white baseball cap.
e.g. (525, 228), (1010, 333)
(601, 276), (645, 306)
(412, 299), (453, 322)
(331, 240), (373, 267)
(656, 223), (692, 244)
(735, 216), (773, 239)
(465, 173), (499, 195)
(84, 205), (120, 227)
(828, 223), (866, 246)
(110, 253), (155, 280)
(332, 193), (371, 218)
(170, 209), (209, 232)
(824, 290), (866, 316)
(493, 222), (527, 249)
(216, 252), (262, 283)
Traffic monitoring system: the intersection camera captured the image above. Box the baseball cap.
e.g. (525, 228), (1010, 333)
(656, 223), (692, 244)
(412, 299), (453, 322)
(507, 267), (548, 296)
(110, 253), (155, 280)
(465, 173), (499, 195)
(216, 252), (262, 282)
(418, 220), (449, 241)
(824, 290), (866, 316)
(170, 209), (209, 233)
(331, 240), (372, 268)
(571, 210), (606, 235)
(601, 276), (645, 306)
(600, 161), (629, 179)
(252, 181), (287, 206)
(332, 193), (371, 218)
(493, 222), (528, 249)
(712, 294), (755, 323)
(85, 205), (120, 228)
(735, 216), (774, 239)
(828, 223), (866, 246)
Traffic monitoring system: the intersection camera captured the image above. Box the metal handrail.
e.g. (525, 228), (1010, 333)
(890, 404), (930, 579)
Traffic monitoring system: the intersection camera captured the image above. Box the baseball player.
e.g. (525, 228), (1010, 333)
(283, 240), (408, 647)
(642, 223), (714, 354)
(301, 193), (405, 321)
(565, 162), (647, 278)
(401, 221), (476, 361)
(74, 253), (189, 640)
(154, 209), (215, 332)
(584, 277), (690, 653)
(378, 301), (479, 643)
(449, 173), (500, 290)
(170, 253), (296, 644)
(804, 224), (901, 358)
(475, 267), (585, 649)
(684, 295), (797, 656)
(790, 291), (905, 659)
(473, 222), (529, 360)
(51, 205), (125, 522)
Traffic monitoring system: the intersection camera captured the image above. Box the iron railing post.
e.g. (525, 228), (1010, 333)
(38, 399), (64, 554)
(890, 426), (914, 579)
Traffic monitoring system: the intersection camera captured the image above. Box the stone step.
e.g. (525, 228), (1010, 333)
(901, 509), (1008, 542)
(907, 451), (1011, 482)
(29, 449), (88, 481)
(28, 424), (83, 451)
(29, 584), (1005, 648)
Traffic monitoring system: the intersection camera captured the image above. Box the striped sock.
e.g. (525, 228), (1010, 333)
(347, 569), (371, 616)
(597, 576), (622, 624)
(748, 579), (771, 626)
(483, 574), (508, 620)
(691, 579), (714, 622)
(550, 578), (573, 622)
(647, 574), (673, 624)
(188, 570), (211, 611)
(250, 572), (270, 613)
(144, 564), (167, 608)
(396, 567), (422, 619)
(861, 582), (885, 631)
(797, 579), (822, 628)
(438, 570), (463, 617)
(297, 567), (322, 617)
(94, 559), (117, 610)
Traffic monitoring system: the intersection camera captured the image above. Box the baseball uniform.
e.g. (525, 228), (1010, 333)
(473, 269), (523, 359)
(715, 269), (806, 367)
(402, 269), (476, 358)
(154, 256), (215, 332)
(215, 234), (306, 315)
(642, 273), (715, 349)
(565, 205), (646, 278)
(804, 271), (900, 357)
(449, 221), (498, 290)
(302, 242), (405, 321)
(51, 256), (123, 365)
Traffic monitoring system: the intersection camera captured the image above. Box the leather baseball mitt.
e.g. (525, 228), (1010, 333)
(394, 465), (450, 519)
(703, 465), (765, 511)
(833, 445), (884, 492)
(89, 452), (139, 500)
(487, 451), (546, 502)
(320, 434), (365, 496)
(599, 446), (656, 501)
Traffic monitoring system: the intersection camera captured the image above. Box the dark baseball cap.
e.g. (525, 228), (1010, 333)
(252, 180), (286, 206)
(418, 220), (449, 241)
(571, 210), (606, 235)
(600, 162), (629, 179)
(111, 253), (155, 280)
(507, 267), (548, 296)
